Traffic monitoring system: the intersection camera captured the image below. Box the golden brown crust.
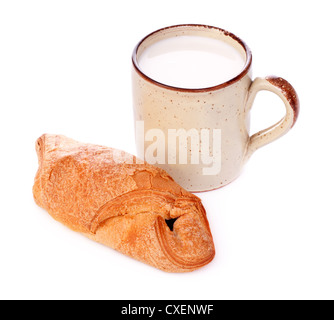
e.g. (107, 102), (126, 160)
(33, 134), (215, 272)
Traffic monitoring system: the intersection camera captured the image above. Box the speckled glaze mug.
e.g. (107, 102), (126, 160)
(132, 24), (299, 192)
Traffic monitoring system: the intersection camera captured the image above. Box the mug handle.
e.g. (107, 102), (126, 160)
(245, 76), (300, 160)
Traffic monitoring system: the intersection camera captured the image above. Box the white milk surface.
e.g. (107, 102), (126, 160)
(139, 35), (246, 89)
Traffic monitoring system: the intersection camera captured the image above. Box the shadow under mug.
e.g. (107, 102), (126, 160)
(132, 24), (300, 192)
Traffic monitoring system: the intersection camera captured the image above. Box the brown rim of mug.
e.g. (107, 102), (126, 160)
(132, 24), (253, 93)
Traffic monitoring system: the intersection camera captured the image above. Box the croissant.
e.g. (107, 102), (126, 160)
(33, 134), (215, 272)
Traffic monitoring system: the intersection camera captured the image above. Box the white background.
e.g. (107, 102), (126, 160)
(0, 0), (333, 300)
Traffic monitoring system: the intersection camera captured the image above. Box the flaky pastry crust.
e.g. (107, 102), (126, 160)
(33, 134), (215, 272)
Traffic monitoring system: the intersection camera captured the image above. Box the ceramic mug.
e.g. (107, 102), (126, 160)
(132, 24), (299, 192)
